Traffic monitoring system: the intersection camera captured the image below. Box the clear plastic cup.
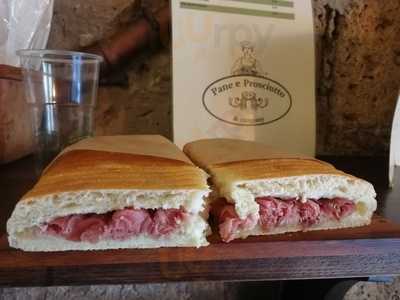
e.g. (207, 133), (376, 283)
(17, 49), (103, 173)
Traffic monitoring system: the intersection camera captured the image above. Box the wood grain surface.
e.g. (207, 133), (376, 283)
(0, 64), (22, 81)
(0, 156), (399, 287)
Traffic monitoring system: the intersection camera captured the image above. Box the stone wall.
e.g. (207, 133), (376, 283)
(314, 0), (400, 155)
(47, 0), (400, 156)
(0, 282), (225, 300)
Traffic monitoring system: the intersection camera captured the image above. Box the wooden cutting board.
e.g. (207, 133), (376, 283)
(1, 215), (400, 286)
(1, 156), (400, 286)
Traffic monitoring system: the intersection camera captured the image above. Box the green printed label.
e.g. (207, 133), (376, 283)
(222, 0), (294, 8)
(180, 2), (295, 20)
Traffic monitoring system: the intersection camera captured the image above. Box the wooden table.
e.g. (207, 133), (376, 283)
(1, 156), (400, 287)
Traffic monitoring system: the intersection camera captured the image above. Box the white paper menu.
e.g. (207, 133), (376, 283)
(389, 94), (400, 187)
(172, 0), (316, 156)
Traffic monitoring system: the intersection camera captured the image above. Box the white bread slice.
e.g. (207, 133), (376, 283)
(228, 212), (373, 241)
(8, 214), (209, 251)
(7, 135), (210, 251)
(184, 138), (377, 238)
(225, 173), (376, 220)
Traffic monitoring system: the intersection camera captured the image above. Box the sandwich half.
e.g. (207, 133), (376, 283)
(183, 138), (377, 242)
(7, 135), (210, 251)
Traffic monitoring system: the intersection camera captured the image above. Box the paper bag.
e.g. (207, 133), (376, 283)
(172, 0), (316, 155)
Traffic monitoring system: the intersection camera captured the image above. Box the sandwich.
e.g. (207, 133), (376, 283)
(7, 135), (210, 251)
(183, 138), (377, 242)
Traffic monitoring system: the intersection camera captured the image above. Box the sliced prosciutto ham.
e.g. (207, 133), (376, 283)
(109, 208), (152, 240)
(151, 209), (186, 236)
(212, 201), (258, 242)
(45, 215), (108, 242)
(298, 200), (321, 226)
(319, 197), (355, 220)
(80, 216), (109, 243)
(257, 197), (299, 230)
(41, 207), (187, 243)
(215, 196), (356, 242)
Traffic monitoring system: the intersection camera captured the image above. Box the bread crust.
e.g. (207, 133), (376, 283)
(23, 150), (208, 200)
(57, 135), (194, 164)
(22, 135), (209, 201)
(184, 138), (315, 168)
(211, 158), (350, 183)
(184, 138), (354, 183)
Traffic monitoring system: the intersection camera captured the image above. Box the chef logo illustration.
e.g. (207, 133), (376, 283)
(229, 91), (268, 111)
(231, 41), (265, 76)
(202, 40), (292, 126)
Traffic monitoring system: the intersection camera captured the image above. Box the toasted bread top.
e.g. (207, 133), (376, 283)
(22, 135), (208, 200)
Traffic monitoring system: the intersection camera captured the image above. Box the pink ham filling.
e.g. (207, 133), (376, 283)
(215, 197), (356, 242)
(40, 208), (187, 243)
